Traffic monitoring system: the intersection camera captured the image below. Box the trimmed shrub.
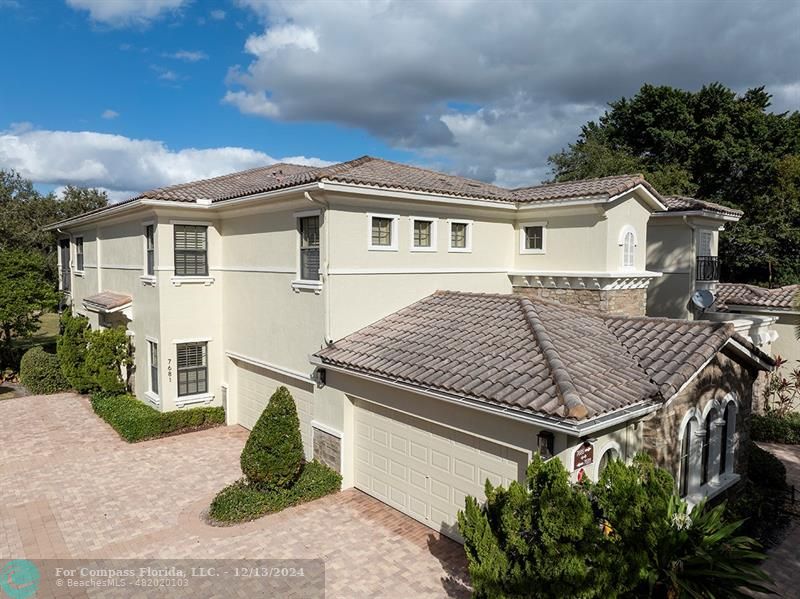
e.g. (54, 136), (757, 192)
(84, 326), (131, 393)
(57, 309), (93, 392)
(751, 412), (800, 444)
(240, 386), (304, 489)
(91, 393), (224, 442)
(209, 461), (342, 523)
(19, 346), (69, 394)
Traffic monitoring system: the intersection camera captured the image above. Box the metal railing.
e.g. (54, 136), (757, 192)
(696, 256), (720, 282)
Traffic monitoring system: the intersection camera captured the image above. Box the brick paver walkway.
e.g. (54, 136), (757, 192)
(0, 393), (469, 598)
(758, 442), (800, 597)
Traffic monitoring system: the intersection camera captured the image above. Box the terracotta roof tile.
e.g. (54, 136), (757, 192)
(315, 292), (771, 423)
(715, 283), (799, 310)
(83, 291), (132, 311)
(511, 174), (661, 204)
(661, 195), (743, 218)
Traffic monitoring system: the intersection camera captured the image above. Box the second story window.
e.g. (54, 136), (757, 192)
(623, 231), (635, 267)
(145, 224), (155, 276)
(75, 237), (84, 271)
(299, 215), (320, 281)
(174, 225), (207, 277)
(177, 342), (207, 397)
(448, 220), (472, 252)
(410, 217), (437, 251)
(520, 223), (546, 254)
(368, 214), (398, 251)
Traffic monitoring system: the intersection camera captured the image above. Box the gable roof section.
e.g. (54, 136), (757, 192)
(715, 282), (799, 310)
(511, 174), (661, 204)
(314, 291), (769, 424)
(661, 195), (743, 218)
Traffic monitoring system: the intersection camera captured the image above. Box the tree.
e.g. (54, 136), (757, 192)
(0, 249), (58, 367)
(549, 83), (800, 286)
(84, 327), (132, 393)
(0, 170), (108, 284)
(57, 309), (93, 392)
(240, 386), (304, 489)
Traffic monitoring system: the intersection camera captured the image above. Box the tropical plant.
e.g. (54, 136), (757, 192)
(240, 386), (305, 489)
(761, 355), (800, 416)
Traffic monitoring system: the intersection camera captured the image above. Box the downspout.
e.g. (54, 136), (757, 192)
(304, 191), (333, 344)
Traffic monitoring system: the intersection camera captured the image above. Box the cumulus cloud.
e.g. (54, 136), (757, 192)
(101, 109), (119, 120)
(210, 9), (225, 20)
(0, 127), (333, 197)
(66, 0), (189, 27)
(167, 50), (208, 62)
(227, 0), (800, 186)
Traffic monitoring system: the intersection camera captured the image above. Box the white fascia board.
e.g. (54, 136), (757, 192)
(608, 183), (666, 212)
(650, 210), (741, 223)
(516, 197), (608, 210)
(722, 304), (800, 316)
(724, 338), (774, 371)
(318, 180), (517, 211)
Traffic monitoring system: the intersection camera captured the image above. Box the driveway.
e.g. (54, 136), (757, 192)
(0, 393), (469, 598)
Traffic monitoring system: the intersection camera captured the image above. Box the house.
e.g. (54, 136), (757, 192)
(47, 156), (772, 541)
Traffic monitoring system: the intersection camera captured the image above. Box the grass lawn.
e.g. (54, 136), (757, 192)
(12, 312), (60, 351)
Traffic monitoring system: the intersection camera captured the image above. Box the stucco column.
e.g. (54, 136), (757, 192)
(709, 418), (724, 482)
(689, 429), (704, 496)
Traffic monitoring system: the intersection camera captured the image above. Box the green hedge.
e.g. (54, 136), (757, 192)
(91, 393), (225, 442)
(209, 461), (342, 523)
(751, 412), (800, 444)
(19, 346), (70, 394)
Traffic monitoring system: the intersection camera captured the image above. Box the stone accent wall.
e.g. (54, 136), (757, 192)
(641, 351), (756, 484)
(313, 426), (341, 473)
(513, 286), (647, 316)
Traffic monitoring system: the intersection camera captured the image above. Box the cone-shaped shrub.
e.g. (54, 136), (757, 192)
(240, 386), (304, 489)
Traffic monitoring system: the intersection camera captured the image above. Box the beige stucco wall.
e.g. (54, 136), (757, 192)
(770, 317), (800, 365)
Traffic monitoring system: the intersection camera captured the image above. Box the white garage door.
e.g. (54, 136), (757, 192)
(354, 400), (526, 540)
(234, 361), (313, 458)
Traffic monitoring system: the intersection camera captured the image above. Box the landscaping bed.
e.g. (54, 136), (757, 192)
(91, 393), (225, 442)
(208, 461), (341, 524)
(751, 412), (800, 445)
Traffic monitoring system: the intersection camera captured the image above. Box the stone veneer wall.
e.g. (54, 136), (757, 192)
(641, 351), (756, 483)
(513, 286), (648, 316)
(313, 427), (342, 473)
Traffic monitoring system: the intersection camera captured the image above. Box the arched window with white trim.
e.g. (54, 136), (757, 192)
(619, 226), (637, 269)
(701, 407), (718, 485)
(720, 399), (737, 476)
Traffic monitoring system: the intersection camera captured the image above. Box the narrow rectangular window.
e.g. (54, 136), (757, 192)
(176, 342), (207, 397)
(174, 225), (208, 276)
(413, 220), (432, 248)
(75, 237), (84, 271)
(698, 231), (713, 256)
(450, 222), (468, 249)
(679, 421), (693, 497)
(524, 226), (543, 251)
(149, 340), (159, 395)
(371, 217), (393, 247)
(145, 225), (155, 276)
(299, 215), (320, 281)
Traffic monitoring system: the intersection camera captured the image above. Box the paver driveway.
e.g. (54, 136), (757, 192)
(0, 393), (469, 598)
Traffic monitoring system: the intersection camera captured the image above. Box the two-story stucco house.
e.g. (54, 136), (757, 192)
(47, 157), (772, 540)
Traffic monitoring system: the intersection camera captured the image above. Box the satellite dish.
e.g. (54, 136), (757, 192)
(691, 289), (715, 311)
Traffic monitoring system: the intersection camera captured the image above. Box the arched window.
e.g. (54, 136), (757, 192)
(598, 447), (619, 476)
(680, 419), (693, 497)
(701, 408), (718, 485)
(623, 231), (635, 267)
(720, 401), (736, 476)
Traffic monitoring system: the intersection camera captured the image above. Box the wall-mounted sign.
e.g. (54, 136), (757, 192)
(574, 442), (594, 470)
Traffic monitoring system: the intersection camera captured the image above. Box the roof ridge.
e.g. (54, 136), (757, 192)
(518, 297), (588, 420)
(317, 155), (375, 177)
(512, 173), (644, 192)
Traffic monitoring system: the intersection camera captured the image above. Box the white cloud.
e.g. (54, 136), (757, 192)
(101, 109), (119, 120)
(0, 127), (333, 196)
(210, 9), (225, 20)
(227, 0), (800, 185)
(66, 0), (189, 27)
(167, 50), (208, 62)
(244, 24), (319, 55)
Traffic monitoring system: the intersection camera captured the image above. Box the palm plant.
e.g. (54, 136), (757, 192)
(643, 497), (775, 598)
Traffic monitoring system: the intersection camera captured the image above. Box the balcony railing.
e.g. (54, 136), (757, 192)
(696, 256), (720, 282)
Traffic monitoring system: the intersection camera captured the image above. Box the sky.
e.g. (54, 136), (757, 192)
(1, 0), (798, 202)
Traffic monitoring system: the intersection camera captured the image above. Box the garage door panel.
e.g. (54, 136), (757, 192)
(354, 400), (525, 542)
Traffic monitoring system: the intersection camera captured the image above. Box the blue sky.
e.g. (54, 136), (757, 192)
(1, 0), (798, 200)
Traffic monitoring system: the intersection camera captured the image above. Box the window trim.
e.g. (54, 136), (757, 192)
(176, 341), (208, 398)
(409, 216), (438, 252)
(142, 221), (156, 280)
(146, 338), (160, 403)
(367, 213), (399, 251)
(295, 210), (322, 285)
(618, 225), (638, 270)
(447, 219), (473, 253)
(74, 236), (85, 273)
(173, 223), (209, 277)
(698, 229), (714, 257)
(519, 221), (547, 255)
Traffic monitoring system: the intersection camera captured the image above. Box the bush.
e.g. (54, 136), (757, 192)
(91, 393), (225, 442)
(751, 412), (800, 444)
(84, 326), (131, 393)
(240, 386), (304, 489)
(19, 346), (69, 394)
(57, 309), (93, 392)
(208, 461), (341, 523)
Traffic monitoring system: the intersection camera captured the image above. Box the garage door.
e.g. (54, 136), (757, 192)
(234, 361), (313, 458)
(354, 400), (526, 540)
